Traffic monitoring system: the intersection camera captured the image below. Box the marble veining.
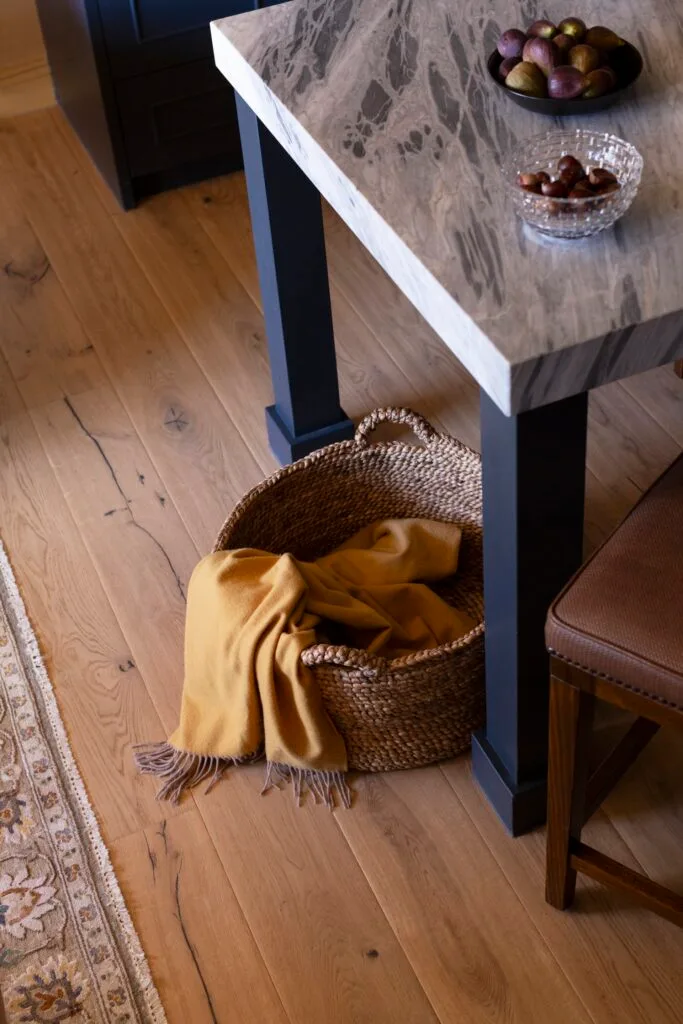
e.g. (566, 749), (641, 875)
(212, 0), (683, 413)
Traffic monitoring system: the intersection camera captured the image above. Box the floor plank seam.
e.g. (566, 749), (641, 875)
(437, 764), (602, 1024)
(86, 161), (275, 483)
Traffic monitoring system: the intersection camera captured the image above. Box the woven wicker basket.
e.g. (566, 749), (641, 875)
(214, 408), (485, 772)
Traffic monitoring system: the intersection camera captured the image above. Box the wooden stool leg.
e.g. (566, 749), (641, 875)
(546, 676), (595, 910)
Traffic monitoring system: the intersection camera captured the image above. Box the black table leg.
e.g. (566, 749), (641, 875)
(472, 390), (588, 835)
(235, 94), (354, 464)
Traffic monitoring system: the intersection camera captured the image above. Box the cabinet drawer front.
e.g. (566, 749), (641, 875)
(117, 60), (241, 177)
(99, 0), (255, 76)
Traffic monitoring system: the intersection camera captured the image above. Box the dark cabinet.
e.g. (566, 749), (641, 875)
(35, 0), (253, 208)
(97, 0), (238, 76)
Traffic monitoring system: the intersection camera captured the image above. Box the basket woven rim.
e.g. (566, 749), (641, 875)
(213, 410), (484, 674)
(300, 618), (485, 674)
(214, 428), (481, 553)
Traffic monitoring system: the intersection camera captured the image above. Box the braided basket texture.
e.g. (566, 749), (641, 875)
(214, 408), (485, 772)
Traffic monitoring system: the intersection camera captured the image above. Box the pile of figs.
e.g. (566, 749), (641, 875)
(497, 17), (626, 99)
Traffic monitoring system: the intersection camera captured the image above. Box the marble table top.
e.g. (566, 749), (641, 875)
(212, 0), (683, 414)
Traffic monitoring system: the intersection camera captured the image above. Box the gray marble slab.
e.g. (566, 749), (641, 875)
(212, 0), (683, 414)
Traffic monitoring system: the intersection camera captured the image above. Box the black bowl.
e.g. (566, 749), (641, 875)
(487, 41), (643, 116)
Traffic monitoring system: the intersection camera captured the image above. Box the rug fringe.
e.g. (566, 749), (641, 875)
(134, 742), (262, 805)
(262, 761), (352, 810)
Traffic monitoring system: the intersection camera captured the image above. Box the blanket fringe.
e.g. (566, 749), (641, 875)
(134, 743), (352, 809)
(134, 742), (262, 805)
(262, 761), (352, 810)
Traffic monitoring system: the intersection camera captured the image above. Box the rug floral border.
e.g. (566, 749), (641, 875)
(0, 543), (167, 1024)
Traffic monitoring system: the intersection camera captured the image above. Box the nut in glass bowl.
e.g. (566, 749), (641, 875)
(501, 129), (643, 239)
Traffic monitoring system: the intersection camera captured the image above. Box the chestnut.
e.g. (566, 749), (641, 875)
(568, 183), (595, 200)
(542, 179), (569, 198)
(558, 154), (584, 176)
(588, 167), (619, 187)
(518, 171), (542, 192)
(559, 165), (584, 188)
(594, 181), (621, 195)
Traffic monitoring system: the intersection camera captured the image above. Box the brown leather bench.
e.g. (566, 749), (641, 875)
(545, 453), (683, 925)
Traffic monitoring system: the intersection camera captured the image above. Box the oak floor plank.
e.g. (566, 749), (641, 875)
(322, 203), (483, 449)
(335, 767), (593, 1024)
(444, 758), (683, 1024)
(0, 56), (53, 118)
(0, 354), (177, 843)
(0, 174), (197, 731)
(28, 384), (198, 732)
(601, 729), (683, 896)
(588, 380), (681, 493)
(194, 767), (441, 1024)
(0, 0), (52, 118)
(0, 176), (109, 407)
(620, 364), (683, 449)
(105, 189), (277, 477)
(185, 174), (444, 437)
(111, 811), (290, 1024)
(187, 176), (480, 444)
(0, 112), (264, 552)
(0, 0), (47, 79)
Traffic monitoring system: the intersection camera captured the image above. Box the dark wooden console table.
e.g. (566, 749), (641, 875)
(35, 0), (257, 208)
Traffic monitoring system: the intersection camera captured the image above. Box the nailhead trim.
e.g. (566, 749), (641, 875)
(549, 649), (683, 713)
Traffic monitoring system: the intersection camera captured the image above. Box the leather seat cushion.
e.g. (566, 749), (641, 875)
(546, 453), (683, 709)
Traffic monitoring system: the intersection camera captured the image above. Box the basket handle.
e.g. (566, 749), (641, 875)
(354, 408), (439, 448)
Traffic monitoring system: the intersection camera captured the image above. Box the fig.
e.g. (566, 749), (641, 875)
(582, 67), (617, 98)
(528, 20), (557, 39)
(499, 56), (522, 80)
(505, 61), (547, 97)
(585, 26), (624, 51)
(541, 180), (569, 198)
(548, 65), (586, 100)
(553, 33), (574, 55)
(558, 17), (586, 41)
(522, 36), (560, 76)
(569, 44), (600, 74)
(588, 167), (619, 187)
(497, 28), (527, 59)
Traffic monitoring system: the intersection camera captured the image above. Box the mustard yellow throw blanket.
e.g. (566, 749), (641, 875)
(136, 518), (474, 807)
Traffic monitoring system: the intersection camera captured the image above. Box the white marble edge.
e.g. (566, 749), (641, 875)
(212, 20), (513, 414)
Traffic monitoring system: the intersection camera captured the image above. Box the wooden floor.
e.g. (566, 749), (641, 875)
(0, 1), (52, 118)
(1, 106), (683, 1023)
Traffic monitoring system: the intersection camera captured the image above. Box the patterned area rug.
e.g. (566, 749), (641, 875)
(0, 544), (166, 1024)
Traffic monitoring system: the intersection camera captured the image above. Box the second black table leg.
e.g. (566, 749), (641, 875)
(235, 94), (354, 464)
(472, 390), (588, 835)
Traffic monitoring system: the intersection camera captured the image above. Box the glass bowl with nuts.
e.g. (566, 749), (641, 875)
(501, 129), (643, 239)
